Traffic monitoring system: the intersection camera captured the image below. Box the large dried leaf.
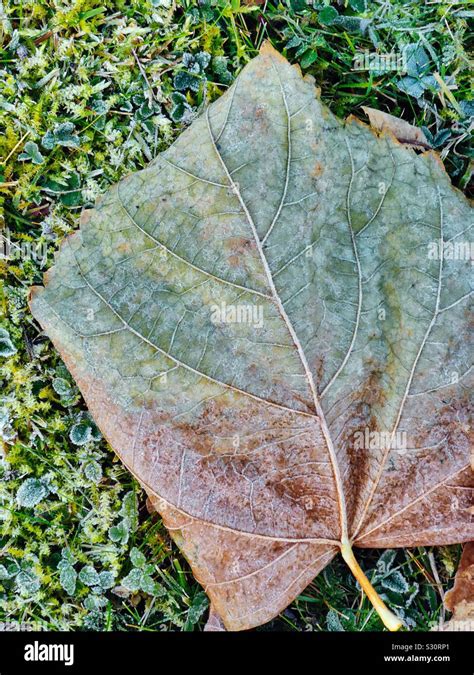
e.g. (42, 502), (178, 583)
(30, 43), (473, 631)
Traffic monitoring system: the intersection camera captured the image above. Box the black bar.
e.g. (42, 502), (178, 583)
(0, 630), (470, 673)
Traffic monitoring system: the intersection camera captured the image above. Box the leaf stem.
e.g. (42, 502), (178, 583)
(340, 539), (403, 632)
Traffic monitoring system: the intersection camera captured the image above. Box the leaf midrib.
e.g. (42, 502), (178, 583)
(204, 66), (349, 543)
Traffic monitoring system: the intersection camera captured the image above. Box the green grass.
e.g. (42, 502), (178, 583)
(0, 0), (472, 632)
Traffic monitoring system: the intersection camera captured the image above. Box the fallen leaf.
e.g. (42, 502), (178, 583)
(442, 543), (474, 629)
(29, 43), (473, 631)
(362, 106), (431, 149)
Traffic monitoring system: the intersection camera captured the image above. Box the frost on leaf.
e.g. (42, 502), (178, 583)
(29, 43), (473, 631)
(0, 328), (17, 358)
(17, 478), (50, 508)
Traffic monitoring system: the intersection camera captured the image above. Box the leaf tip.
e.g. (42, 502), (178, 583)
(259, 40), (285, 61)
